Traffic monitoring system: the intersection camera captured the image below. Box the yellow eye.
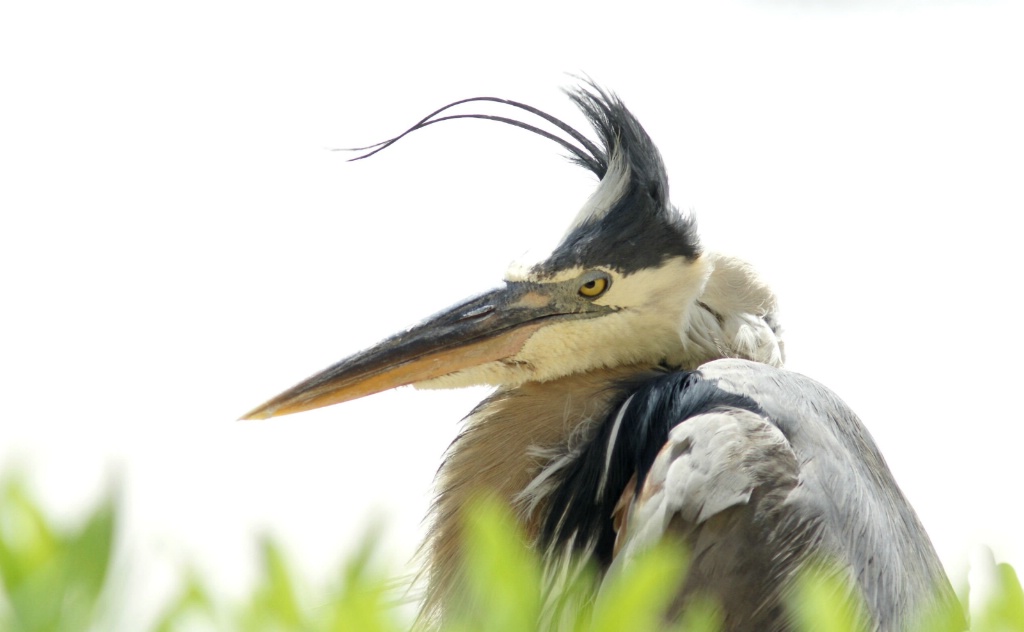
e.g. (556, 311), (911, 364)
(578, 277), (608, 298)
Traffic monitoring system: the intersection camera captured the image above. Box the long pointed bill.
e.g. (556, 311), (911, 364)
(241, 282), (609, 419)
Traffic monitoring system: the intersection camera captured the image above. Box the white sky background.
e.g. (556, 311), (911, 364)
(2, 0), (1022, 625)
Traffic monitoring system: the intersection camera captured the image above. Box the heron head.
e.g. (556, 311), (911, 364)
(243, 86), (777, 420)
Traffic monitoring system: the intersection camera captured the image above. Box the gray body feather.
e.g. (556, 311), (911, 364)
(609, 359), (961, 631)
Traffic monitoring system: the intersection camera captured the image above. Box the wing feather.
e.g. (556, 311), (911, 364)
(609, 407), (805, 630)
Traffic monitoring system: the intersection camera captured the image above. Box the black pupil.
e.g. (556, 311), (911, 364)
(585, 281), (596, 288)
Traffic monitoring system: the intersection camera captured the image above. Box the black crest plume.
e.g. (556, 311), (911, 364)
(346, 83), (700, 273)
(343, 83), (653, 182)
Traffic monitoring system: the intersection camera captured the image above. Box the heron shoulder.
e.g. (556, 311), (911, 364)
(612, 360), (961, 630)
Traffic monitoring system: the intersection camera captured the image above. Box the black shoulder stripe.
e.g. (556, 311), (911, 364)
(539, 371), (761, 567)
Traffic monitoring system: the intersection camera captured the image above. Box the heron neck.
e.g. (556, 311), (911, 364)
(417, 365), (655, 623)
(681, 252), (785, 367)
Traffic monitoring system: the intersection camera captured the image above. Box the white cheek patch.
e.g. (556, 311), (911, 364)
(594, 257), (710, 309)
(512, 257), (712, 379)
(512, 311), (682, 382)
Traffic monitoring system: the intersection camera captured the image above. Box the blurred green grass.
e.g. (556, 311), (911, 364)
(1, 476), (1020, 631)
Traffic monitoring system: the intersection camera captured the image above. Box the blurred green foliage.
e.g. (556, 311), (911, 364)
(1, 476), (1022, 631)
(0, 477), (115, 632)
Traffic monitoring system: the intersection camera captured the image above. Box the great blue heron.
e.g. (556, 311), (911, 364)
(244, 85), (962, 631)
